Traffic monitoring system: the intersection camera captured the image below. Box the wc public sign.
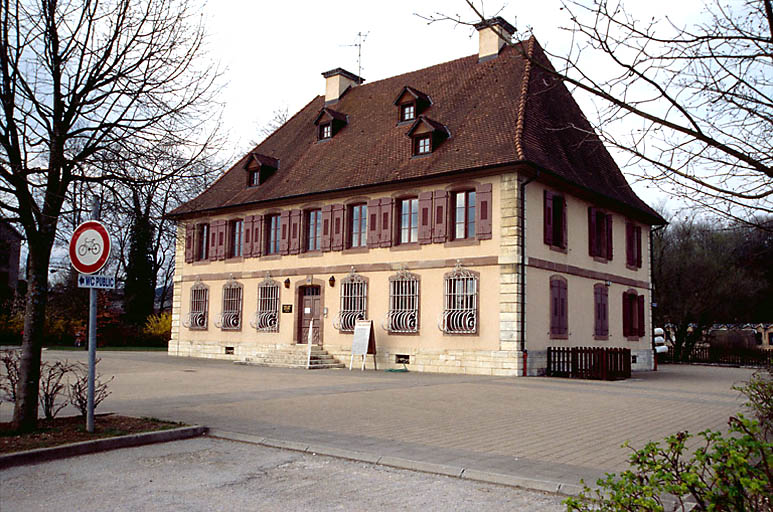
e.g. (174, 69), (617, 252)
(69, 220), (111, 275)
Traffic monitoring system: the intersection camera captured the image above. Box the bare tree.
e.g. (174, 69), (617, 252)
(0, 0), (220, 431)
(420, 0), (773, 226)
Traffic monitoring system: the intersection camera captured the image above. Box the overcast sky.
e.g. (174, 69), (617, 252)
(202, 0), (706, 210)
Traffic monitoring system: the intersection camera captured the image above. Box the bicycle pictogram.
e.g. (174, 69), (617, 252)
(77, 237), (102, 257)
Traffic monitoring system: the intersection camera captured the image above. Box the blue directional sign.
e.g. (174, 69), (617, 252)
(77, 274), (115, 289)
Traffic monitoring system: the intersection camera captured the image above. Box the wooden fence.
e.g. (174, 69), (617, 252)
(660, 346), (772, 367)
(547, 347), (631, 381)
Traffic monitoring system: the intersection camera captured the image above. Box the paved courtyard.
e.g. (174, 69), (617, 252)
(1, 351), (755, 488)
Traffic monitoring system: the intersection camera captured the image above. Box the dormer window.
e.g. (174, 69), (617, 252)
(406, 116), (449, 157)
(394, 86), (431, 124)
(314, 107), (347, 141)
(244, 153), (279, 188)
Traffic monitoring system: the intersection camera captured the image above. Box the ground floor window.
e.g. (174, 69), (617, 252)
(623, 290), (645, 338)
(335, 269), (367, 332)
(385, 269), (419, 333)
(440, 262), (478, 334)
(252, 276), (279, 332)
(184, 281), (208, 330)
(217, 278), (243, 331)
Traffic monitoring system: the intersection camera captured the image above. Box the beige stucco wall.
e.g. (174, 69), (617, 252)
(523, 183), (653, 373)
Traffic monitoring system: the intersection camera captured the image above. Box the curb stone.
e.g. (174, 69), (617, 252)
(0, 425), (207, 470)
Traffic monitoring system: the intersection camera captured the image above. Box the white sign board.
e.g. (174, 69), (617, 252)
(350, 320), (376, 371)
(78, 274), (116, 289)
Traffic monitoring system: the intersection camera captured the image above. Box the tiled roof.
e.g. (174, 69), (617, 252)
(171, 38), (663, 224)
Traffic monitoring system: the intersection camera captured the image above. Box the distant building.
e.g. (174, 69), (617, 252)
(0, 219), (22, 303)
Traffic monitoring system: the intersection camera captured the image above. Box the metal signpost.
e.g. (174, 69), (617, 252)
(69, 217), (112, 433)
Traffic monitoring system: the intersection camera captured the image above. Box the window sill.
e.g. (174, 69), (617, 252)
(299, 251), (323, 258)
(260, 254), (282, 261)
(343, 247), (369, 255)
(593, 256), (610, 264)
(220, 328), (243, 333)
(316, 138), (332, 144)
(187, 327), (208, 331)
(549, 333), (569, 340)
(548, 244), (568, 254)
(441, 331), (479, 337)
(626, 264), (642, 271)
(386, 330), (420, 336)
(390, 243), (420, 252)
(626, 335), (641, 342)
(411, 153), (432, 159)
(192, 260), (210, 266)
(444, 238), (479, 248)
(593, 334), (609, 341)
(396, 120), (414, 126)
(225, 256), (244, 263)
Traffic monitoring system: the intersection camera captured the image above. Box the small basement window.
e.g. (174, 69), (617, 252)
(395, 354), (410, 364)
(225, 346), (234, 355)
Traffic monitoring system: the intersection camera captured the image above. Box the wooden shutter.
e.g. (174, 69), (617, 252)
(253, 214), (263, 257)
(625, 222), (634, 266)
(209, 221), (218, 261)
(544, 191), (554, 246)
(321, 205), (332, 252)
(594, 285), (602, 336)
(279, 210), (290, 255)
(588, 207), (597, 257)
(622, 292), (631, 337)
(243, 216), (254, 258)
(476, 183), (492, 240)
(379, 197), (394, 248)
(561, 196), (568, 249)
(601, 285), (609, 336)
(331, 204), (345, 251)
(216, 220), (226, 260)
(367, 198), (380, 247)
(559, 280), (568, 335)
(635, 226), (642, 268)
(289, 209), (301, 254)
(637, 294), (645, 336)
(185, 224), (194, 263)
(433, 190), (448, 243)
(418, 191), (433, 244)
(550, 279), (559, 336)
(605, 214), (613, 260)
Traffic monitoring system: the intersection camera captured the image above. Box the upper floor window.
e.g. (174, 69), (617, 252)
(228, 219), (243, 258)
(453, 190), (476, 240)
(414, 135), (431, 155)
(440, 263), (478, 334)
(399, 197), (419, 244)
(594, 283), (608, 338)
(319, 123), (332, 140)
(335, 269), (367, 332)
(183, 281), (208, 330)
(385, 270), (419, 333)
(306, 209), (322, 251)
(251, 276), (279, 332)
(400, 103), (415, 122)
(588, 208), (613, 260)
(265, 214), (280, 255)
(195, 223), (209, 261)
(216, 278), (243, 331)
(550, 276), (568, 339)
(622, 290), (645, 338)
(626, 222), (642, 268)
(349, 203), (367, 248)
(249, 169), (260, 187)
(544, 191), (566, 249)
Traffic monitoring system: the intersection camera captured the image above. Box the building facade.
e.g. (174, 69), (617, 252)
(169, 19), (665, 376)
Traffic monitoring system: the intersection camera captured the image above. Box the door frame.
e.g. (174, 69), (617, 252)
(293, 277), (326, 344)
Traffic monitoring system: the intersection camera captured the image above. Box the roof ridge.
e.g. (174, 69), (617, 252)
(514, 37), (536, 160)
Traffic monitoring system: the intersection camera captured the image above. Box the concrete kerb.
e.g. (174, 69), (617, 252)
(208, 428), (581, 497)
(0, 425), (208, 470)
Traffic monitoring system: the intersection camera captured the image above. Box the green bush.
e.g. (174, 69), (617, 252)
(0, 313), (23, 345)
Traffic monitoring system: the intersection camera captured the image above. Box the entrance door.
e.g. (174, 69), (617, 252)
(299, 285), (321, 345)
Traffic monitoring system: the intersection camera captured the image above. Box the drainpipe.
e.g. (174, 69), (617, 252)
(518, 173), (537, 376)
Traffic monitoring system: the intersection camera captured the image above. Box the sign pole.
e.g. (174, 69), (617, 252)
(86, 198), (101, 433)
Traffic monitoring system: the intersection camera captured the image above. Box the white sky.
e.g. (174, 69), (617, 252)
(202, 0), (706, 211)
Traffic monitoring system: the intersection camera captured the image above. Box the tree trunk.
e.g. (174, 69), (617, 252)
(11, 247), (51, 431)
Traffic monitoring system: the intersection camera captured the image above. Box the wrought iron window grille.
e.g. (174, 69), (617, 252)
(383, 268), (419, 333)
(438, 261), (478, 334)
(216, 275), (243, 330)
(183, 279), (209, 330)
(251, 273), (280, 332)
(334, 267), (367, 332)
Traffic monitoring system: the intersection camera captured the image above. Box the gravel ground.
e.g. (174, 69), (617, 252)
(1, 437), (566, 511)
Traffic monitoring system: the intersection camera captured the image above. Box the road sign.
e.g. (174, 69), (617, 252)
(77, 274), (115, 289)
(69, 220), (111, 274)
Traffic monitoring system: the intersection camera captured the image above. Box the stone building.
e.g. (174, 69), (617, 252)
(168, 18), (665, 376)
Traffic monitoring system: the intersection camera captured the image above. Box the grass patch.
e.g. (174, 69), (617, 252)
(43, 346), (168, 352)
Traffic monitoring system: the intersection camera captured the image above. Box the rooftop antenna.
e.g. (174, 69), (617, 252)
(340, 31), (369, 84)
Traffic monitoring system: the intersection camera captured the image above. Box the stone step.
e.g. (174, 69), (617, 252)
(235, 346), (344, 370)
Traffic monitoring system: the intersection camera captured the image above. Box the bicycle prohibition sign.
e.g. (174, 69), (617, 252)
(69, 220), (111, 275)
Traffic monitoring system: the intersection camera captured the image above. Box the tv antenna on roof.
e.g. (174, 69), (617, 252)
(340, 31), (369, 84)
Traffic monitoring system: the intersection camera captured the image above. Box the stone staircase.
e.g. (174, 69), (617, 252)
(236, 344), (345, 370)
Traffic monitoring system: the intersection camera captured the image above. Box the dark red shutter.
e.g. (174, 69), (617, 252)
(185, 224), (194, 263)
(433, 190), (448, 243)
(253, 214), (263, 257)
(601, 286), (609, 336)
(243, 216), (254, 258)
(208, 221), (218, 261)
(606, 214), (613, 260)
(588, 207), (597, 257)
(560, 280), (568, 335)
(367, 199), (380, 247)
(476, 183), (492, 240)
(550, 279), (559, 336)
(635, 226), (642, 268)
(216, 220), (226, 260)
(289, 209), (301, 254)
(561, 196), (568, 249)
(279, 210), (290, 255)
(622, 293), (631, 337)
(379, 198), (394, 248)
(544, 191), (554, 246)
(625, 222), (634, 266)
(321, 205), (332, 252)
(594, 285), (601, 336)
(637, 294), (645, 336)
(418, 191), (433, 244)
(332, 204), (344, 251)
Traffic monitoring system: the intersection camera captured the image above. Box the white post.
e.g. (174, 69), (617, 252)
(86, 197), (100, 433)
(306, 319), (313, 369)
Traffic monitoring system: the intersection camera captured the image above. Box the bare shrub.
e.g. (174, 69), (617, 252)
(0, 349), (20, 402)
(38, 361), (74, 420)
(68, 360), (114, 417)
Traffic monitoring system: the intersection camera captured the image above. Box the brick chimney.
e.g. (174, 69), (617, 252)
(321, 68), (365, 104)
(474, 17), (516, 62)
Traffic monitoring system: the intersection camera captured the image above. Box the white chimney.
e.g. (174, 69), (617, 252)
(321, 68), (365, 104)
(474, 17), (516, 62)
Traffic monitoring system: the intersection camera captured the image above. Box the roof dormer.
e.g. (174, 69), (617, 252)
(393, 86), (432, 123)
(405, 116), (450, 156)
(314, 107), (348, 141)
(245, 152), (279, 187)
